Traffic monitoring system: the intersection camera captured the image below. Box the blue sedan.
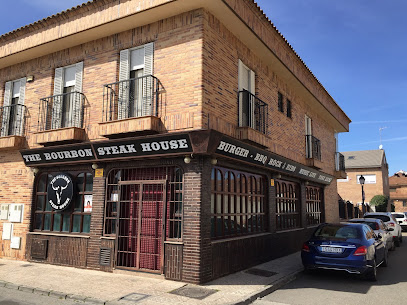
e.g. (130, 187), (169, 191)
(301, 223), (387, 281)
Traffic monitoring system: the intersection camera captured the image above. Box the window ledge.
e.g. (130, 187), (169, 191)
(276, 227), (304, 234)
(28, 232), (90, 238)
(33, 127), (86, 146)
(211, 232), (271, 244)
(236, 126), (268, 148)
(0, 135), (26, 150)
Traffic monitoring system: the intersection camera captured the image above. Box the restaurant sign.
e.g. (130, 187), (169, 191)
(215, 136), (333, 185)
(20, 134), (193, 166)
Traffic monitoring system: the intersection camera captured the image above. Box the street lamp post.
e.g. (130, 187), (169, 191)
(359, 175), (366, 214)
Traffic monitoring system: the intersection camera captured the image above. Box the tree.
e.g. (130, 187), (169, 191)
(370, 195), (388, 212)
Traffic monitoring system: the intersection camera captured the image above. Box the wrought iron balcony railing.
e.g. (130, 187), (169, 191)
(38, 92), (85, 131)
(103, 75), (161, 122)
(335, 152), (345, 171)
(0, 104), (27, 137)
(238, 90), (268, 134)
(305, 135), (321, 161)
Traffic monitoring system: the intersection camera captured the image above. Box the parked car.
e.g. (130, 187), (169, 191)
(391, 212), (407, 232)
(301, 223), (387, 281)
(364, 212), (402, 246)
(347, 218), (395, 251)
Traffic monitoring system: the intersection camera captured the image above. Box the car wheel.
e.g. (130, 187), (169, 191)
(365, 260), (377, 281)
(390, 240), (396, 251)
(382, 250), (388, 267)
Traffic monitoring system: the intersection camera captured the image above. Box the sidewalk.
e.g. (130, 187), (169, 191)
(0, 252), (303, 305)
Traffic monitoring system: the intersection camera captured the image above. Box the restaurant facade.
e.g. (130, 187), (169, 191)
(0, 0), (350, 284)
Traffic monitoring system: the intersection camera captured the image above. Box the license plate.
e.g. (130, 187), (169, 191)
(320, 246), (343, 253)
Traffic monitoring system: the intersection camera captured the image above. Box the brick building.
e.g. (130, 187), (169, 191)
(389, 171), (407, 213)
(0, 0), (350, 283)
(337, 150), (390, 211)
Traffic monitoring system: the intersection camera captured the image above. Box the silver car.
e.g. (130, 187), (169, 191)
(347, 218), (395, 251)
(364, 212), (403, 247)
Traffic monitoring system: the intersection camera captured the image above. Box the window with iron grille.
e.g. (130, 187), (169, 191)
(104, 166), (183, 241)
(211, 167), (267, 239)
(278, 92), (284, 113)
(276, 180), (301, 230)
(286, 99), (292, 118)
(33, 172), (93, 233)
(306, 186), (323, 226)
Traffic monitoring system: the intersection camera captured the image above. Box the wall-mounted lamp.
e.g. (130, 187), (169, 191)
(275, 174), (282, 179)
(184, 155), (192, 164)
(26, 75), (34, 82)
(211, 157), (218, 165)
(32, 167), (39, 176)
(305, 181), (309, 186)
(91, 163), (99, 170)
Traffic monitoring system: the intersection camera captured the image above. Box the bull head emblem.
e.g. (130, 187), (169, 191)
(51, 178), (70, 206)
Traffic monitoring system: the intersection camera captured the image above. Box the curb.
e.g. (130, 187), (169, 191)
(0, 280), (108, 304)
(233, 269), (303, 305)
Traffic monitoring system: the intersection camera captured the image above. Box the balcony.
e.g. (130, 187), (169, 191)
(335, 152), (347, 179)
(237, 90), (269, 147)
(99, 75), (163, 138)
(34, 92), (86, 145)
(0, 104), (27, 150)
(305, 135), (322, 169)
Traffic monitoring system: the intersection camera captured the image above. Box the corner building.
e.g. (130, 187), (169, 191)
(0, 0), (350, 284)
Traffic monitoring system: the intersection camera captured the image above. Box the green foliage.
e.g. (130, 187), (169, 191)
(370, 195), (388, 212)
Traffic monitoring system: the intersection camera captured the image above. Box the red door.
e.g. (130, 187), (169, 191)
(116, 181), (166, 272)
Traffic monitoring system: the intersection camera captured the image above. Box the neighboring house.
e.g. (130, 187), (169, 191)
(0, 0), (350, 284)
(337, 150), (390, 209)
(389, 170), (407, 213)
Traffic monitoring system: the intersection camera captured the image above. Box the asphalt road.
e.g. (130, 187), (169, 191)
(255, 232), (407, 305)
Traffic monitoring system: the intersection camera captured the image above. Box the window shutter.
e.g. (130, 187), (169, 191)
(118, 49), (130, 119)
(1, 81), (12, 136)
(73, 62), (84, 127)
(51, 68), (64, 129)
(249, 70), (255, 128)
(14, 78), (26, 135)
(238, 60), (244, 126)
(143, 42), (154, 116)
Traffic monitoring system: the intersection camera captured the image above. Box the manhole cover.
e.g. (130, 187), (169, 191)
(245, 268), (277, 277)
(170, 285), (217, 300)
(119, 293), (150, 302)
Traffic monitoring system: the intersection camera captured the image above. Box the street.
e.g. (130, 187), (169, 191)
(0, 287), (80, 305)
(254, 232), (407, 305)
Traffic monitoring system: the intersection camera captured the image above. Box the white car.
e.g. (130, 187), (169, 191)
(347, 218), (395, 251)
(364, 212), (402, 247)
(392, 212), (407, 232)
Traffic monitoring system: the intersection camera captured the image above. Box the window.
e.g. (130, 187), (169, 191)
(211, 167), (267, 239)
(390, 188), (396, 192)
(403, 200), (407, 207)
(356, 174), (376, 184)
(1, 78), (26, 137)
(238, 59), (256, 128)
(51, 62), (84, 129)
(118, 43), (154, 119)
(276, 180), (300, 230)
(33, 172), (93, 233)
(306, 186), (323, 226)
(278, 92), (284, 112)
(286, 99), (292, 118)
(104, 166), (183, 241)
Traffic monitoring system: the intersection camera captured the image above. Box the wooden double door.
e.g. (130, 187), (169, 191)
(116, 181), (166, 272)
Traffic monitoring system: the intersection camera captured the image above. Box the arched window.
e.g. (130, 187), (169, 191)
(275, 179), (300, 231)
(33, 172), (93, 234)
(210, 167), (267, 239)
(306, 186), (323, 225)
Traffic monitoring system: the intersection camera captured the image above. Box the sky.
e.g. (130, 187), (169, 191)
(0, 0), (406, 175)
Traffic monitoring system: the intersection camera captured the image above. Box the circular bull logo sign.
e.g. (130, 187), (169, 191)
(47, 173), (74, 211)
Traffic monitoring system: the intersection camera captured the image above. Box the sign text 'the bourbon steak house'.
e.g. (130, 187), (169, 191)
(20, 134), (193, 166)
